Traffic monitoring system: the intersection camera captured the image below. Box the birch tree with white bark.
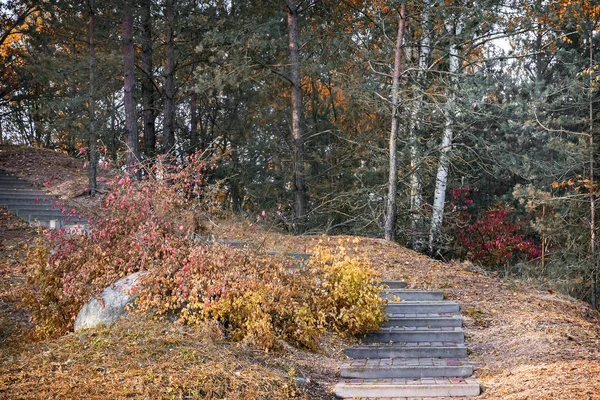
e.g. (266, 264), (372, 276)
(429, 17), (463, 257)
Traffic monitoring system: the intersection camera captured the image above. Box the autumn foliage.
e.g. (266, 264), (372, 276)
(22, 154), (385, 349)
(457, 209), (541, 269)
(445, 186), (541, 270)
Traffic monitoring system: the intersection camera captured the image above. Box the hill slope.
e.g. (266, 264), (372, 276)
(1, 145), (599, 399)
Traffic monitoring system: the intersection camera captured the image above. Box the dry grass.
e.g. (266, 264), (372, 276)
(263, 234), (600, 399)
(1, 145), (600, 398)
(0, 315), (344, 399)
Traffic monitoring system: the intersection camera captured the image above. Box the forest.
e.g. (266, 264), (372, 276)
(1, 0), (599, 308)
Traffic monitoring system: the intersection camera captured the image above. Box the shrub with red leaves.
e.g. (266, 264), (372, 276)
(458, 208), (541, 268)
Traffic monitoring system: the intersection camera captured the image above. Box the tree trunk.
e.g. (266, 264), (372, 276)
(408, 0), (430, 251)
(163, 0), (176, 154)
(123, 0), (138, 172)
(141, 0), (156, 156)
(286, 0), (306, 222)
(589, 26), (597, 310)
(429, 21), (462, 257)
(190, 91), (198, 152)
(384, 2), (407, 242)
(110, 93), (117, 162)
(32, 101), (43, 146)
(88, 0), (97, 195)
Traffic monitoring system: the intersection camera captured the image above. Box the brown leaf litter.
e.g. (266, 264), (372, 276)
(1, 145), (599, 399)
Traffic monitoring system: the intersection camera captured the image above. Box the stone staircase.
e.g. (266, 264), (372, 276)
(0, 169), (87, 230)
(335, 280), (480, 399)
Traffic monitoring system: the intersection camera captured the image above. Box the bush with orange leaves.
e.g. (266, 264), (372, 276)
(22, 154), (385, 350)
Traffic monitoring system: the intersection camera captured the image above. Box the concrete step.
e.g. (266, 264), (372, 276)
(13, 208), (83, 217)
(0, 170), (89, 231)
(0, 198), (57, 206)
(0, 176), (40, 182)
(0, 192), (57, 199)
(363, 327), (464, 344)
(382, 289), (444, 301)
(340, 358), (473, 379)
(2, 205), (60, 214)
(386, 301), (459, 314)
(0, 189), (48, 195)
(5, 206), (73, 216)
(335, 377), (480, 398)
(21, 215), (87, 224)
(32, 219), (88, 229)
(385, 313), (462, 328)
(9, 206), (79, 213)
(0, 175), (28, 181)
(0, 177), (34, 182)
(380, 280), (407, 289)
(345, 342), (467, 359)
(0, 184), (45, 190)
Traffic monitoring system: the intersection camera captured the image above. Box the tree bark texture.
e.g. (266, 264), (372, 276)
(163, 0), (176, 154)
(123, 0), (138, 170)
(141, 0), (156, 155)
(429, 20), (462, 257)
(88, 0), (97, 195)
(384, 2), (407, 242)
(287, 0), (307, 221)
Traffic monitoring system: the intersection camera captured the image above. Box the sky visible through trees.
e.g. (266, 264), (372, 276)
(1, 0), (600, 307)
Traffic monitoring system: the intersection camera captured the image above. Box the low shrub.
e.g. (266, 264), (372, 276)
(22, 155), (385, 350)
(457, 208), (541, 270)
(135, 242), (385, 350)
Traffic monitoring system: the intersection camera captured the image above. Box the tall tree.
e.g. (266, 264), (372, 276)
(286, 0), (306, 221)
(0, 0), (40, 105)
(141, 0), (156, 155)
(384, 2), (407, 241)
(408, 0), (430, 250)
(190, 91), (198, 152)
(87, 0), (97, 194)
(123, 0), (138, 170)
(587, 22), (597, 309)
(162, 0), (176, 154)
(429, 17), (463, 257)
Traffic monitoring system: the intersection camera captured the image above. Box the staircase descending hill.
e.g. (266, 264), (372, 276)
(335, 280), (480, 399)
(0, 169), (87, 230)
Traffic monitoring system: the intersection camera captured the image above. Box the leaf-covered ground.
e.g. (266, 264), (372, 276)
(1, 145), (599, 399)
(245, 232), (600, 399)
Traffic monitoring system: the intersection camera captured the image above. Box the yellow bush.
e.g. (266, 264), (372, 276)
(309, 244), (387, 336)
(133, 242), (385, 351)
(20, 155), (385, 348)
